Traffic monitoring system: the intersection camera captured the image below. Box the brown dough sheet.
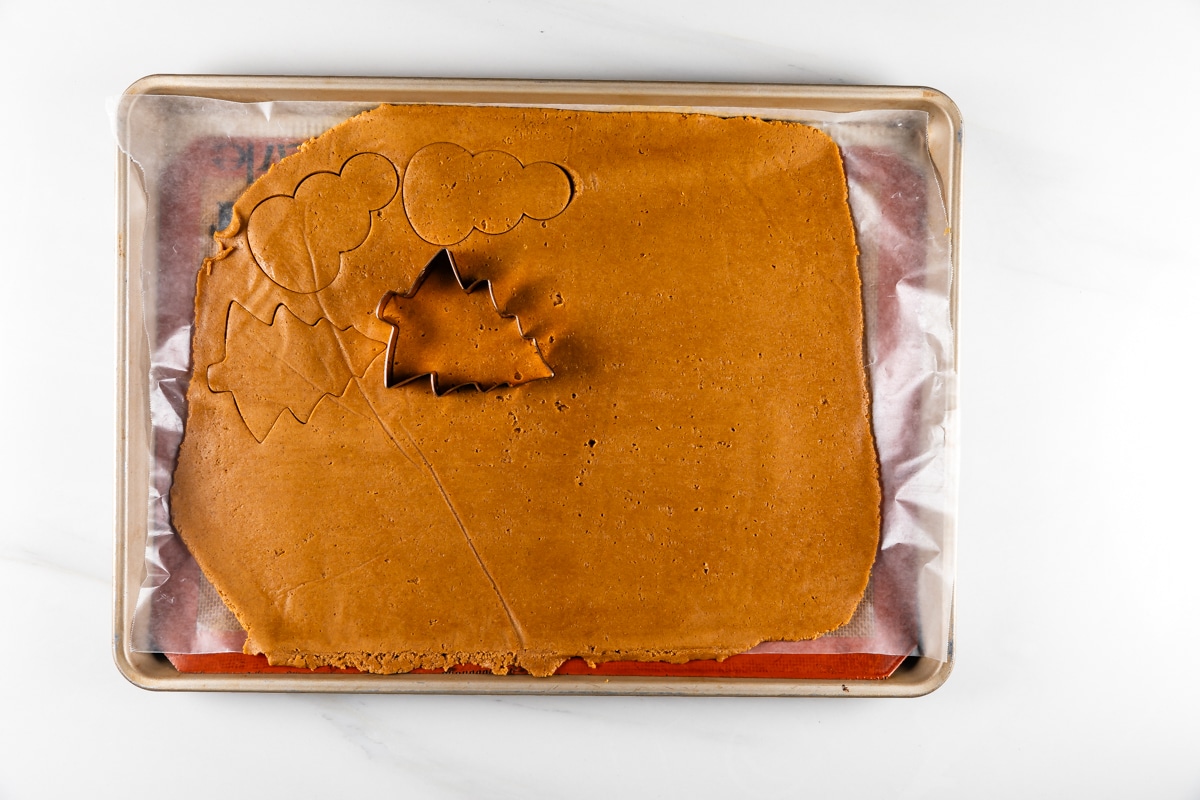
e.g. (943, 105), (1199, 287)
(171, 104), (881, 676)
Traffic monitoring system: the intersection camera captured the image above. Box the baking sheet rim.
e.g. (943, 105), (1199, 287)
(114, 74), (960, 696)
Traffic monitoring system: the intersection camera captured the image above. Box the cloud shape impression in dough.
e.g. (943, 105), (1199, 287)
(247, 152), (398, 294)
(402, 143), (572, 246)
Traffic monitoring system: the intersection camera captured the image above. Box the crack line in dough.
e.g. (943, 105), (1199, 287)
(310, 285), (526, 648)
(352, 382), (526, 649)
(279, 553), (388, 602)
(406, 432), (528, 649)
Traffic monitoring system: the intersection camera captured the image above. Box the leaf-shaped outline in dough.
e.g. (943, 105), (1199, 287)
(207, 301), (384, 442)
(375, 249), (554, 396)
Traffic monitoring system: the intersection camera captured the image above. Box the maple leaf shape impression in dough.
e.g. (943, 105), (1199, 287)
(376, 249), (553, 395)
(207, 303), (385, 442)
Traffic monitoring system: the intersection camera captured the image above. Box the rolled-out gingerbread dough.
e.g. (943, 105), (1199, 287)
(171, 104), (881, 676)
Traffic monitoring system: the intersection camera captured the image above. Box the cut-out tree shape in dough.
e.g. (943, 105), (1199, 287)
(402, 143), (572, 246)
(247, 152), (398, 293)
(208, 302), (384, 441)
(376, 249), (553, 394)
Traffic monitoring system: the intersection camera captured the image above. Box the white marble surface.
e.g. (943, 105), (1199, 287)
(2, 1), (1199, 796)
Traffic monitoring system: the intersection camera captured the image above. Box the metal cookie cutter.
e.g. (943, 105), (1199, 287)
(375, 249), (555, 395)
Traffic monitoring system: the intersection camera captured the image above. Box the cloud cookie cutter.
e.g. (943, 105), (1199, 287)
(375, 249), (554, 396)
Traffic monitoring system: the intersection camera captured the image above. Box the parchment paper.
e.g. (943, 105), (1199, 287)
(117, 94), (956, 664)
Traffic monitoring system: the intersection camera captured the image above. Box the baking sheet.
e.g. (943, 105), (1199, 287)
(116, 84), (957, 682)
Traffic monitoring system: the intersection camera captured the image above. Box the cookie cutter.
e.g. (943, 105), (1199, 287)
(375, 248), (555, 395)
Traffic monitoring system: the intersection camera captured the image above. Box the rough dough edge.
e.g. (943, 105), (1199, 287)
(177, 104), (879, 678)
